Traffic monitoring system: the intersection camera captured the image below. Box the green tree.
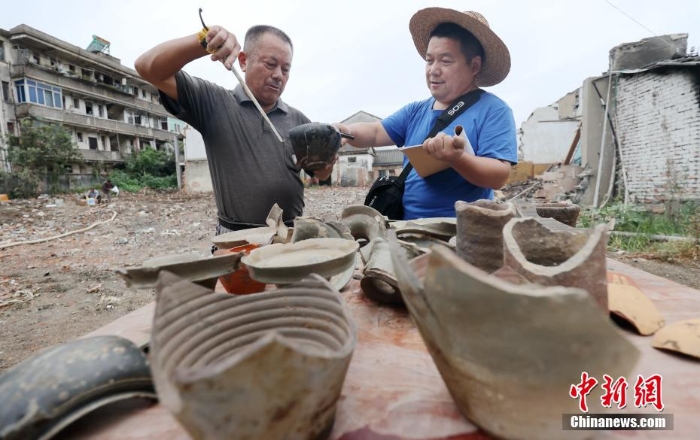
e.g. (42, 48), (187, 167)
(125, 148), (174, 177)
(4, 120), (84, 196)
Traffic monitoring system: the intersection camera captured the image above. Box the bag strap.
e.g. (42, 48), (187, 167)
(397, 88), (486, 183)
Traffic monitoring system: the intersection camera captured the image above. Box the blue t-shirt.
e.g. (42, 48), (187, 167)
(381, 92), (518, 219)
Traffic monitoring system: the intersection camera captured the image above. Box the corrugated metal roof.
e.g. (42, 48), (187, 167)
(374, 149), (404, 166)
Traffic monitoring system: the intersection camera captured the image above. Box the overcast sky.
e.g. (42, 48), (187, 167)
(2, 0), (698, 127)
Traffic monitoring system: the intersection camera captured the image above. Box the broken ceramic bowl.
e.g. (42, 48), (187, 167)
(242, 238), (359, 285)
(291, 217), (354, 242)
(390, 237), (639, 440)
(503, 217), (609, 311)
(289, 122), (343, 171)
(151, 272), (357, 440)
(116, 252), (242, 290)
(340, 205), (386, 246)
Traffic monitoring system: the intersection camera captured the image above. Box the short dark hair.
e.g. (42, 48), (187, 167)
(430, 22), (485, 63)
(244, 25), (293, 54)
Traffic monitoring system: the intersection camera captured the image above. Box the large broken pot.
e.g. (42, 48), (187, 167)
(390, 239), (639, 440)
(455, 200), (516, 273)
(503, 217), (609, 311)
(116, 252), (242, 290)
(151, 272), (357, 440)
(242, 238), (359, 285)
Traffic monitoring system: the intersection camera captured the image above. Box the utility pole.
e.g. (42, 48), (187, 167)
(172, 132), (182, 189)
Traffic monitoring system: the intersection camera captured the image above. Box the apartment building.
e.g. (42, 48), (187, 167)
(0, 25), (182, 178)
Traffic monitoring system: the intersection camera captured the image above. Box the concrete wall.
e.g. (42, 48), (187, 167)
(184, 126), (207, 160)
(580, 76), (616, 206)
(611, 34), (688, 71)
(519, 106), (580, 163)
(183, 159), (213, 193)
(614, 68), (700, 203)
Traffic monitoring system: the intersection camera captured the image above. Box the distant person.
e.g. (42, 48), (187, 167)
(86, 188), (101, 205)
(135, 22), (333, 235)
(334, 8), (518, 219)
(102, 179), (114, 203)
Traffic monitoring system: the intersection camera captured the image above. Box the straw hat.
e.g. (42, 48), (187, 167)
(409, 8), (511, 87)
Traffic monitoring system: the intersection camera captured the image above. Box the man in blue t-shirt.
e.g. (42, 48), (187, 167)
(334, 8), (517, 219)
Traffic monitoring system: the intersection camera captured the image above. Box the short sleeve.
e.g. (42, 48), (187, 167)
(158, 71), (226, 133)
(380, 102), (417, 148)
(476, 104), (518, 164)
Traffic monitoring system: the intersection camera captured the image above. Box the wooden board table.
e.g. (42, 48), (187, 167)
(60, 259), (700, 439)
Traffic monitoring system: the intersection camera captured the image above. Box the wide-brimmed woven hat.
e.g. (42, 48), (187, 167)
(409, 8), (511, 87)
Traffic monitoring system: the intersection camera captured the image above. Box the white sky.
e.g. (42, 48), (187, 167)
(2, 0), (699, 127)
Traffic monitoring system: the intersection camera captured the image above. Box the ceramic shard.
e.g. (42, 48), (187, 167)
(455, 200), (516, 273)
(608, 279), (665, 335)
(503, 217), (609, 311)
(652, 318), (700, 359)
(291, 217), (354, 242)
(241, 238), (358, 285)
(390, 240), (639, 440)
(151, 272), (357, 440)
(115, 252), (242, 289)
(340, 205), (387, 244)
(360, 237), (425, 306)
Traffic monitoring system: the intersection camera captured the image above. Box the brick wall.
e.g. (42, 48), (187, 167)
(614, 69), (700, 203)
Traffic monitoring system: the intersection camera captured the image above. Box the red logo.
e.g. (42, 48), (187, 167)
(634, 374), (664, 411)
(569, 372), (598, 413)
(570, 373), (664, 412)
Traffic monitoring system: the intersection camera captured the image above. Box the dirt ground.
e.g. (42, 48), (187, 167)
(1, 187), (700, 373)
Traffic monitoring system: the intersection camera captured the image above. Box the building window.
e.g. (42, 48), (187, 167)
(32, 53), (40, 64)
(97, 105), (103, 118)
(88, 137), (98, 150)
(1, 81), (9, 102)
(13, 79), (62, 109)
(85, 102), (93, 115)
(7, 122), (15, 135)
(101, 135), (107, 149)
(0, 44), (4, 62)
(141, 89), (146, 98)
(134, 115), (142, 125)
(348, 157), (357, 163)
(68, 64), (76, 73)
(77, 132), (83, 142)
(132, 86), (138, 96)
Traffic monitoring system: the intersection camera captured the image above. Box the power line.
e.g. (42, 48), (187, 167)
(603, 0), (658, 37)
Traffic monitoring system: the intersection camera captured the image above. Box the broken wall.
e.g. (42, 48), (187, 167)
(611, 34), (688, 71)
(183, 160), (213, 193)
(614, 68), (700, 203)
(580, 76), (616, 206)
(520, 106), (580, 163)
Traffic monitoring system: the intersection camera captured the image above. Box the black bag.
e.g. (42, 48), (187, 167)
(364, 89), (485, 219)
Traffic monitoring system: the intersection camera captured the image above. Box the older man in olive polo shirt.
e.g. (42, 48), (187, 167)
(136, 23), (329, 234)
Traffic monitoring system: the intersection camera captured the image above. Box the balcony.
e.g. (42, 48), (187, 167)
(15, 103), (177, 142)
(10, 63), (170, 117)
(79, 149), (125, 162)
